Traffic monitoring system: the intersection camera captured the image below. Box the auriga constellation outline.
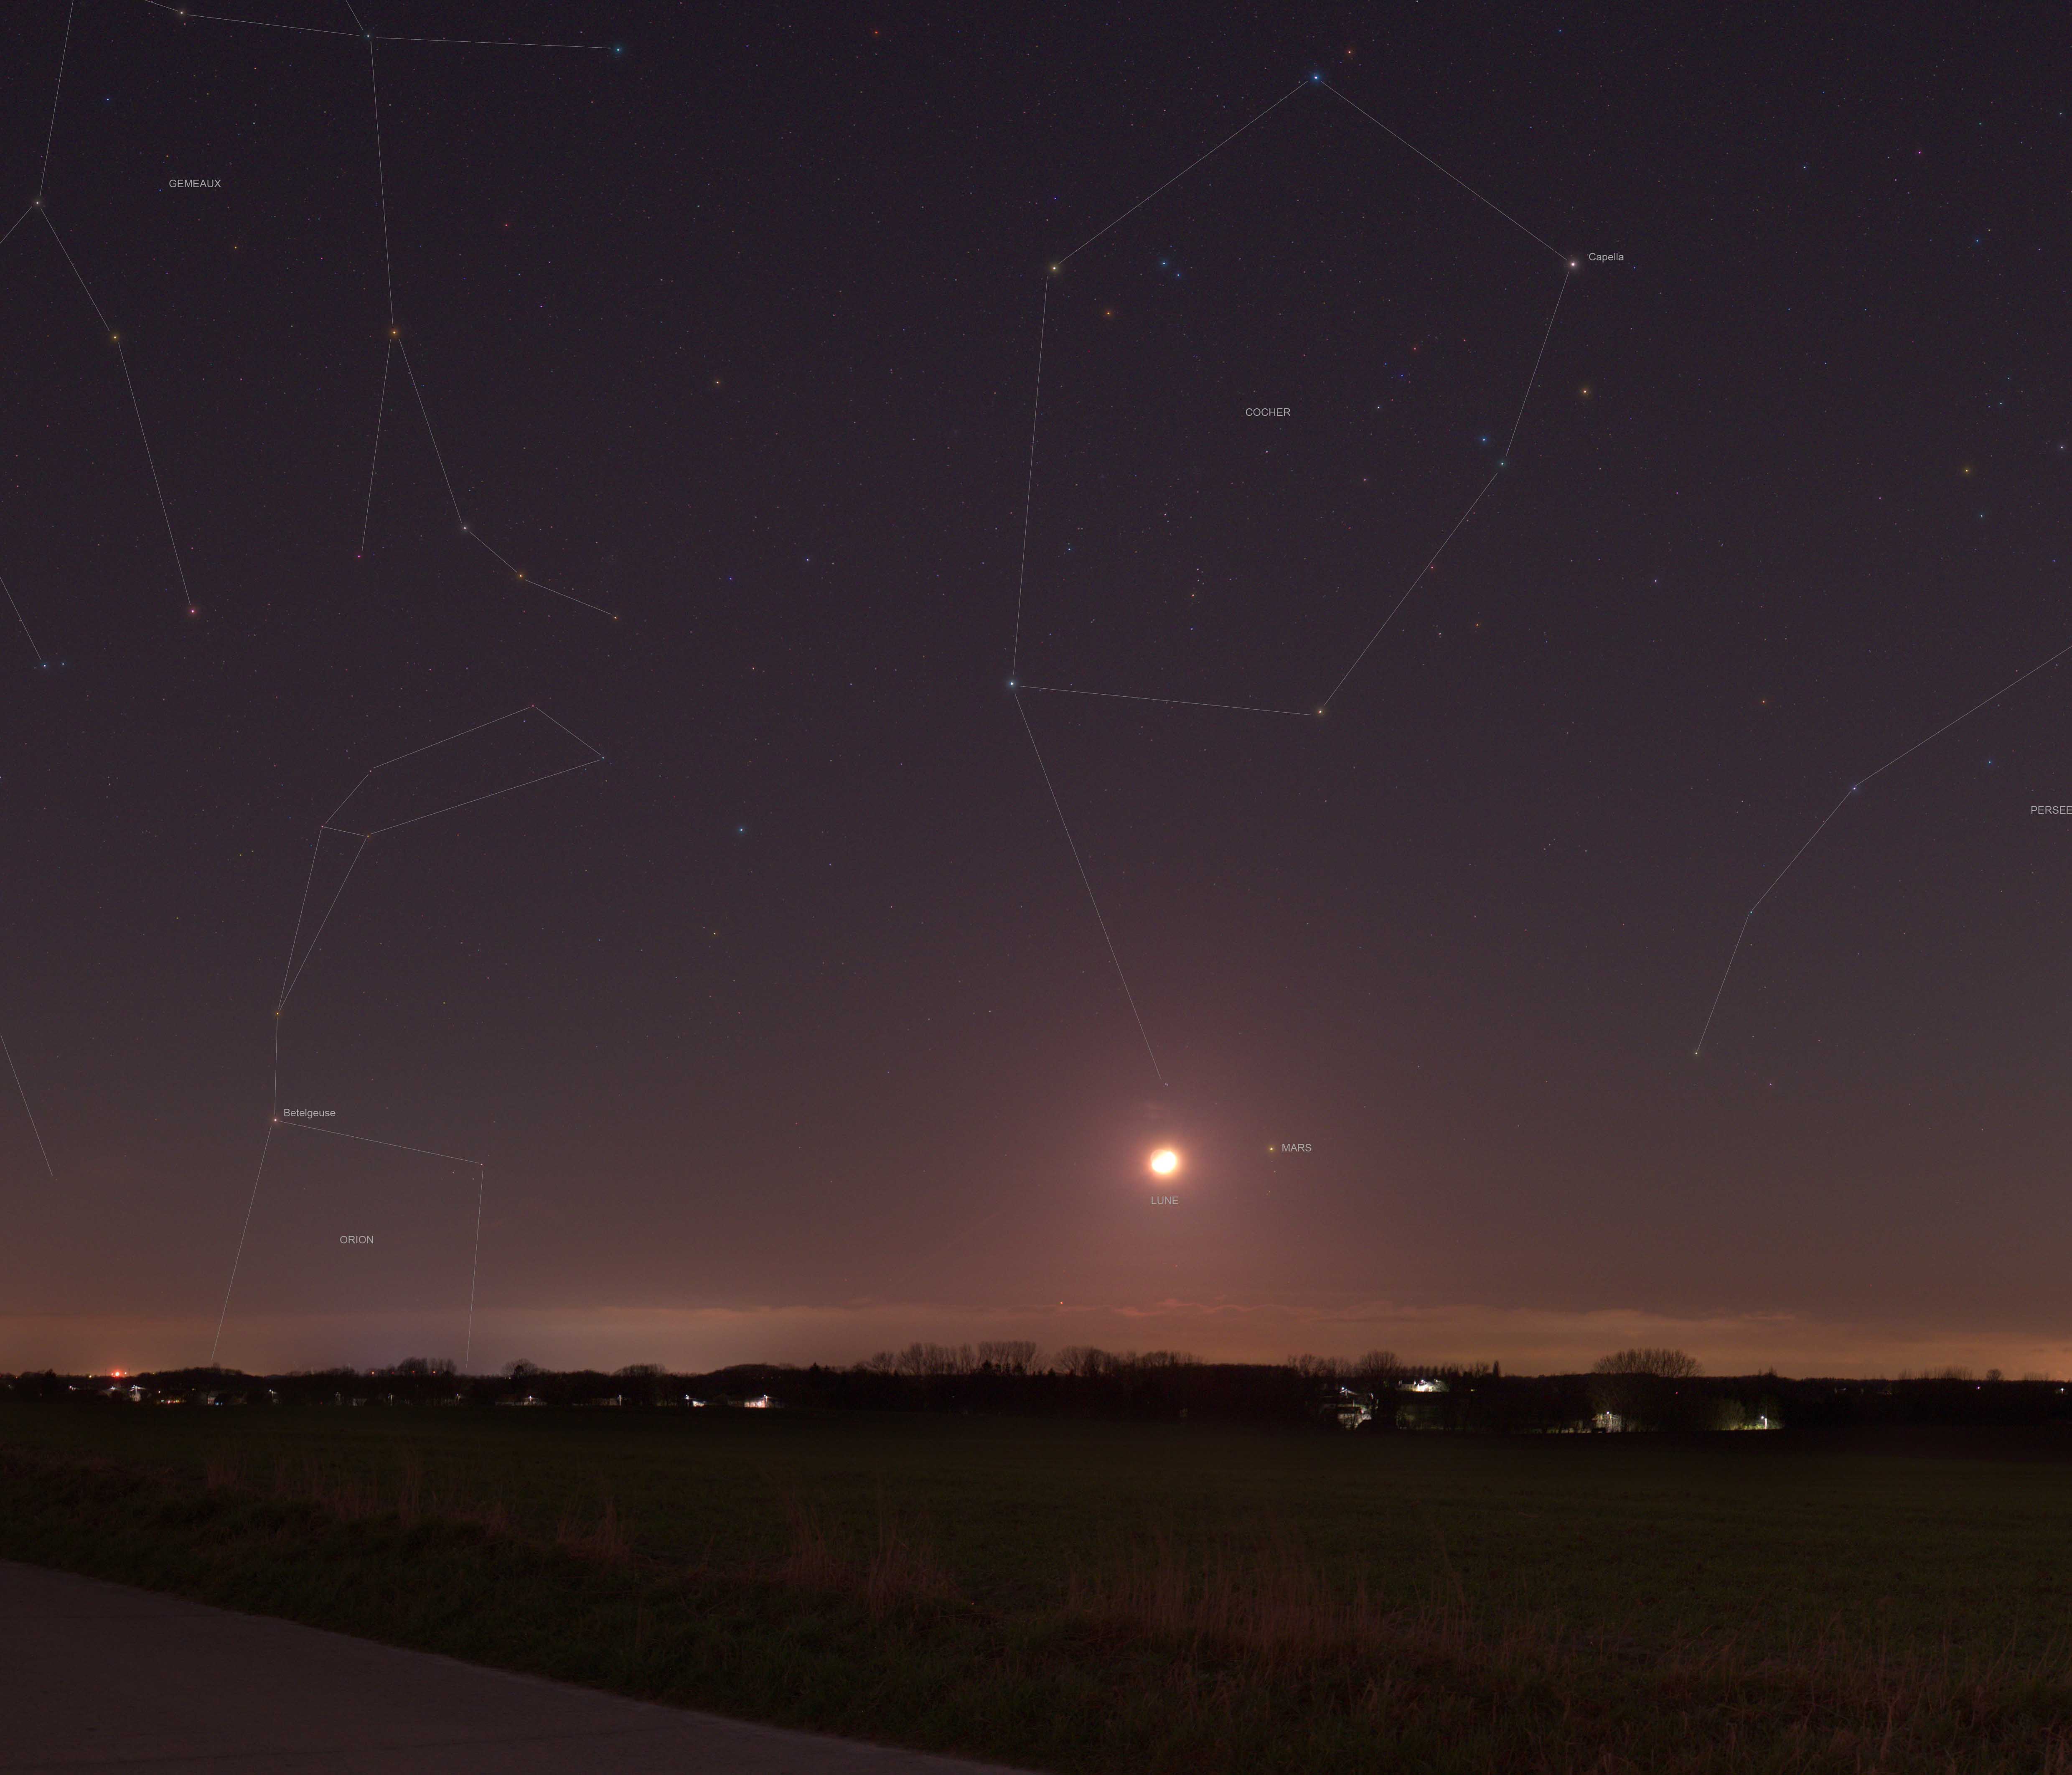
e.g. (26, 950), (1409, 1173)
(1004, 74), (1578, 1085)
(139, 0), (624, 619)
(210, 703), (606, 1370)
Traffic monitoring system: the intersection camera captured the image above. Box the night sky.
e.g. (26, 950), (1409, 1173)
(3, 4), (2069, 1377)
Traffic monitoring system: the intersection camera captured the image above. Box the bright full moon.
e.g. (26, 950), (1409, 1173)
(1149, 1148), (1179, 1176)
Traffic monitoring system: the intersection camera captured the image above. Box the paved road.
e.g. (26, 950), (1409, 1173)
(0, 1561), (1033, 1774)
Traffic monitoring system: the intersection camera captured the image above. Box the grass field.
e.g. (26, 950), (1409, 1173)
(5, 1403), (2072, 1772)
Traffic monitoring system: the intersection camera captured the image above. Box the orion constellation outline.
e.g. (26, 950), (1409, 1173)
(211, 703), (605, 1370)
(140, 0), (623, 619)
(1005, 75), (1576, 1083)
(1692, 638), (2072, 1058)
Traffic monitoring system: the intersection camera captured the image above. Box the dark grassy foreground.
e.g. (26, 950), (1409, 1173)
(5, 1405), (2072, 1772)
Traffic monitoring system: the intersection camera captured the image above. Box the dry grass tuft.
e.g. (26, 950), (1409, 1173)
(777, 1503), (847, 1590)
(778, 1504), (958, 1616)
(1063, 1531), (2072, 1767)
(1066, 1530), (1503, 1668)
(864, 1515), (957, 1615)
(394, 1451), (423, 1528)
(556, 1497), (631, 1564)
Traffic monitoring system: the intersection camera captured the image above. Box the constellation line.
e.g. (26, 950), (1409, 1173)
(38, 0), (76, 204)
(0, 574), (48, 668)
(39, 211), (195, 614)
(143, 3), (612, 51)
(280, 1119), (482, 1169)
(1058, 78), (1312, 268)
(1317, 468), (1500, 711)
(142, 1), (615, 617)
(1013, 693), (1163, 1084)
(315, 704), (593, 826)
(321, 777), (372, 827)
(395, 336), (464, 521)
(275, 833), (328, 1008)
(37, 208), (110, 329)
(1319, 265), (1573, 711)
(278, 833), (368, 1012)
(1319, 80), (1568, 263)
(1017, 78), (1576, 721)
(215, 707), (604, 1366)
(1502, 265), (1573, 459)
(0, 204), (37, 255)
(357, 335), (392, 555)
(524, 703), (608, 759)
(366, 36), (396, 328)
(391, 337), (618, 616)
(211, 1121), (273, 1365)
(1692, 634), (2072, 1055)
(357, 705), (536, 775)
(112, 337), (196, 614)
(360, 759), (602, 837)
(1002, 71), (1582, 1087)
(145, 3), (357, 38)
(0, 1024), (55, 1179)
(462, 529), (620, 618)
(1008, 275), (1048, 682)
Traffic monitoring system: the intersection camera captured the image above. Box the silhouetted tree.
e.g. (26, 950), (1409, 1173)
(1592, 1348), (1701, 1379)
(976, 1341), (1040, 1374)
(895, 1342), (974, 1377)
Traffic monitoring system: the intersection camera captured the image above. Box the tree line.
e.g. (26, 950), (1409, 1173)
(8, 1347), (2072, 1431)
